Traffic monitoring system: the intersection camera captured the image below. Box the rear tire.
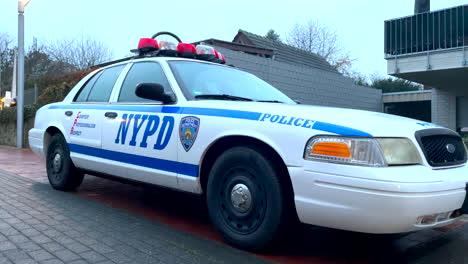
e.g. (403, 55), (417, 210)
(206, 146), (287, 251)
(46, 133), (84, 191)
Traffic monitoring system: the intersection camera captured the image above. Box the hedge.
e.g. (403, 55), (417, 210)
(37, 70), (92, 106)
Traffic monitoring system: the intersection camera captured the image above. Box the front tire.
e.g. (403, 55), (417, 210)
(206, 146), (287, 251)
(46, 133), (84, 191)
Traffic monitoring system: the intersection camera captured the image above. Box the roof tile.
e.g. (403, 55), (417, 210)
(236, 29), (339, 74)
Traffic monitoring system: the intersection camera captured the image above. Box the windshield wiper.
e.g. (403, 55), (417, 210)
(194, 94), (254, 101)
(256, 100), (284, 103)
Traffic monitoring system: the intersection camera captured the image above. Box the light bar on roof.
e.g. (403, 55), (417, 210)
(133, 36), (227, 64)
(158, 41), (177, 56)
(177, 43), (197, 58)
(196, 44), (217, 61)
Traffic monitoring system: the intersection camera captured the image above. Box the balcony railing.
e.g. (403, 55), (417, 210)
(385, 5), (467, 57)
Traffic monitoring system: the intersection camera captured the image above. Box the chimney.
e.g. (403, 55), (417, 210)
(414, 0), (430, 14)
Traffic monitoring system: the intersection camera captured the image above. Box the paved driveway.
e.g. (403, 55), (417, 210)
(1, 146), (468, 264)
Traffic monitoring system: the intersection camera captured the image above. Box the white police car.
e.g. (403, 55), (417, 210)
(29, 32), (468, 250)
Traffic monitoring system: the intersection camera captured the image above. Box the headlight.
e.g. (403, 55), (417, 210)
(376, 138), (422, 166)
(304, 136), (422, 167)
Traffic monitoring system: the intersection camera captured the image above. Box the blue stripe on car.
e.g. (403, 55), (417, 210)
(312, 121), (372, 137)
(69, 144), (199, 177)
(49, 104), (371, 136)
(180, 107), (261, 120)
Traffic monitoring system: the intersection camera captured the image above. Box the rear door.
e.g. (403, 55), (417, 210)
(100, 61), (180, 189)
(66, 64), (126, 170)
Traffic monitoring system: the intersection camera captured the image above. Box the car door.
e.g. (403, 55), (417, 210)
(101, 61), (180, 189)
(66, 64), (126, 171)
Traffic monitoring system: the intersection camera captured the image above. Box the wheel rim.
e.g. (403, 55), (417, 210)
(48, 146), (64, 182)
(218, 167), (267, 235)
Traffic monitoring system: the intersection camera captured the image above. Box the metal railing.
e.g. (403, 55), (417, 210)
(385, 5), (467, 57)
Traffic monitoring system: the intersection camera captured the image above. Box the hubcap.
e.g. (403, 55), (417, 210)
(52, 153), (62, 173)
(230, 183), (252, 213)
(217, 167), (266, 235)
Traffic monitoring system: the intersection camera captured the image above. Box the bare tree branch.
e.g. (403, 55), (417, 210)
(0, 33), (14, 69)
(0, 33), (15, 96)
(46, 35), (114, 70)
(285, 20), (353, 75)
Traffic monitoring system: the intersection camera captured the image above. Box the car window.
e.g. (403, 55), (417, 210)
(168, 61), (295, 104)
(118, 62), (173, 103)
(85, 65), (125, 102)
(74, 71), (102, 102)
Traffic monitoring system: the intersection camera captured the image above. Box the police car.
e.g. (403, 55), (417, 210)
(29, 32), (468, 250)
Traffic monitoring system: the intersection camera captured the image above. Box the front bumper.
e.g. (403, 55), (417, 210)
(28, 128), (45, 158)
(289, 161), (468, 234)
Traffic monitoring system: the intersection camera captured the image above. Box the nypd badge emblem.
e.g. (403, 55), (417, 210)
(179, 116), (200, 152)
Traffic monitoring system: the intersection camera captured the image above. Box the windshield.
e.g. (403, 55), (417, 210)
(168, 61), (295, 104)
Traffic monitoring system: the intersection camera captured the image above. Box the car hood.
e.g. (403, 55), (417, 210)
(184, 101), (444, 138)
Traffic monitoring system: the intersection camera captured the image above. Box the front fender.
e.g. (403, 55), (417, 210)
(203, 129), (290, 164)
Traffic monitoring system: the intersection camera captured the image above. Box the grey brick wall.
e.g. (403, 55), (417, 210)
(432, 88), (457, 130)
(215, 46), (383, 112)
(457, 96), (468, 129)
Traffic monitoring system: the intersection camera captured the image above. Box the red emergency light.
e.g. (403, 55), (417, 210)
(177, 43), (197, 58)
(220, 54), (226, 64)
(214, 50), (226, 64)
(137, 38), (159, 54)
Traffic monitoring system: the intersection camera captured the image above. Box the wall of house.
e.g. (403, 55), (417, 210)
(215, 46), (383, 112)
(457, 96), (468, 130)
(431, 88), (458, 131)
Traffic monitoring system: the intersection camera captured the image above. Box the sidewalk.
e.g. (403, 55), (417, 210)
(0, 168), (269, 264)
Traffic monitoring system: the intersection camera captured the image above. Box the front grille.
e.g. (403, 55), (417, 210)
(416, 129), (467, 167)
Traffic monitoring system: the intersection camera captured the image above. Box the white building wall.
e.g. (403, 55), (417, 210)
(432, 88), (457, 130)
(457, 96), (468, 130)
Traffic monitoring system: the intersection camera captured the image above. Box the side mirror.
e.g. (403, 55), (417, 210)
(135, 83), (175, 104)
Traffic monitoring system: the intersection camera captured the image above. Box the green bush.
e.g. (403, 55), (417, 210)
(0, 104), (40, 123)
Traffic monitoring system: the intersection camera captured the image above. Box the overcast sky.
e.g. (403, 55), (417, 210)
(1, 0), (466, 77)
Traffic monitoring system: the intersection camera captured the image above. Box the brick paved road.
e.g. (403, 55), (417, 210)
(0, 169), (269, 264)
(2, 146), (468, 264)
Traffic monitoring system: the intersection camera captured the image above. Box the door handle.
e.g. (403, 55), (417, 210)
(65, 111), (73, 117)
(105, 112), (118, 119)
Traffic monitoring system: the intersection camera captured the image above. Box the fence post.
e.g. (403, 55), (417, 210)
(34, 83), (37, 104)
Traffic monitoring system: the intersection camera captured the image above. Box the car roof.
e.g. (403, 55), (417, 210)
(98, 56), (229, 71)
